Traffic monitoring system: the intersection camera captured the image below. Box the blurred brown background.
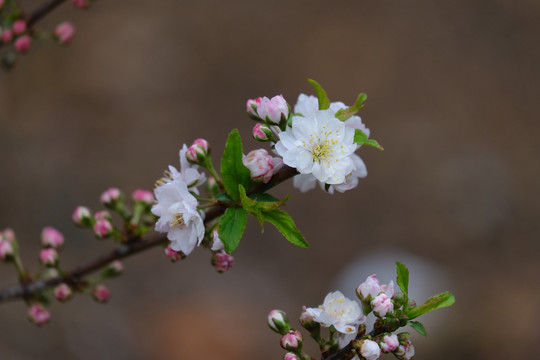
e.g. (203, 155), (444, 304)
(0, 0), (539, 359)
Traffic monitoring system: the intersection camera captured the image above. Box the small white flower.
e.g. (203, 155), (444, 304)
(178, 144), (206, 193)
(152, 179), (205, 255)
(305, 291), (365, 334)
(275, 109), (357, 184)
(360, 339), (381, 360)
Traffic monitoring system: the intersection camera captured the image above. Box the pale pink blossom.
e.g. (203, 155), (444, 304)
(40, 248), (58, 266)
(395, 341), (415, 360)
(0, 29), (13, 43)
(360, 339), (381, 360)
(28, 304), (50, 326)
(280, 330), (303, 351)
(100, 187), (121, 204)
(257, 95), (289, 125)
(132, 189), (154, 204)
(305, 291), (365, 334)
(41, 227), (64, 248)
(55, 22), (75, 44)
(0, 240), (14, 260)
(243, 149), (274, 183)
(164, 245), (183, 262)
(372, 293), (394, 317)
(12, 20), (26, 35)
(14, 35), (31, 53)
(72, 206), (92, 225)
(54, 283), (72, 302)
(93, 219), (113, 238)
(356, 274), (381, 301)
(380, 334), (399, 353)
(92, 284), (110, 303)
(213, 251), (234, 273)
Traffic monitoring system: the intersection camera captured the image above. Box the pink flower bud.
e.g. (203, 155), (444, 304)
(41, 226), (64, 248)
(284, 353), (301, 360)
(394, 338), (415, 360)
(94, 210), (111, 221)
(14, 35), (31, 54)
(281, 330), (303, 351)
(267, 309), (290, 335)
(380, 334), (399, 353)
(186, 138), (209, 164)
(359, 339), (381, 360)
(212, 251), (233, 273)
(1, 228), (15, 243)
(72, 206), (92, 226)
(12, 20), (26, 35)
(93, 219), (113, 239)
(299, 307), (319, 331)
(165, 245), (183, 262)
(246, 97), (262, 117)
(0, 29), (13, 43)
(257, 95), (289, 125)
(0, 240), (14, 260)
(54, 283), (73, 302)
(357, 274), (380, 301)
(28, 304), (50, 326)
(72, 0), (90, 8)
(92, 284), (110, 303)
(252, 123), (274, 142)
(372, 293), (394, 317)
(40, 248), (58, 266)
(243, 149), (274, 183)
(54, 22), (75, 44)
(100, 187), (121, 205)
(132, 189), (154, 204)
(104, 260), (124, 276)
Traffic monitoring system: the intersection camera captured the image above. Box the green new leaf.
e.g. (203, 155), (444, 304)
(408, 321), (427, 336)
(221, 129), (252, 200)
(262, 209), (308, 248)
(407, 292), (456, 319)
(396, 262), (409, 297)
(335, 93), (367, 121)
(218, 207), (247, 253)
(354, 129), (384, 151)
(250, 193), (279, 202)
(215, 192), (233, 202)
(308, 79), (330, 110)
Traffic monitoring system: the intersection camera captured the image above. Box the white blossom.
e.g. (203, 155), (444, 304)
(305, 291), (365, 334)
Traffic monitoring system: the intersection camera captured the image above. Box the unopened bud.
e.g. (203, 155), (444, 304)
(100, 187), (122, 205)
(0, 29), (13, 43)
(299, 307), (320, 331)
(0, 240), (14, 261)
(94, 210), (111, 221)
(212, 251), (233, 273)
(12, 20), (26, 35)
(40, 248), (58, 267)
(394, 338), (415, 360)
(246, 97), (262, 119)
(284, 353), (301, 360)
(41, 227), (64, 249)
(93, 219), (113, 239)
(28, 304), (50, 326)
(267, 309), (290, 335)
(358, 339), (381, 360)
(92, 284), (110, 303)
(165, 245), (184, 262)
(380, 333), (399, 353)
(55, 22), (75, 45)
(205, 176), (220, 196)
(2, 228), (15, 243)
(252, 123), (275, 142)
(186, 138), (209, 164)
(14, 35), (31, 54)
(243, 149), (274, 183)
(372, 293), (394, 317)
(132, 189), (154, 205)
(72, 206), (93, 226)
(257, 95), (289, 126)
(357, 274), (380, 301)
(54, 283), (73, 302)
(102, 260), (124, 278)
(280, 330), (303, 352)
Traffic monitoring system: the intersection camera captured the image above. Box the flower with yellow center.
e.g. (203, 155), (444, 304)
(305, 291), (365, 334)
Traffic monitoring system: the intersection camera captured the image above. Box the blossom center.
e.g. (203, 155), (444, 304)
(307, 126), (339, 163)
(171, 213), (185, 228)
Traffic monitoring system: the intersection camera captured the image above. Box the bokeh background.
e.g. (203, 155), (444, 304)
(1, 0), (539, 359)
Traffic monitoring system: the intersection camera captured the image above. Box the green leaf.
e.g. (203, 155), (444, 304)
(215, 192), (233, 202)
(408, 321), (427, 336)
(407, 292), (456, 319)
(250, 193), (280, 202)
(262, 209), (308, 248)
(308, 79), (330, 110)
(218, 207), (247, 253)
(335, 93), (367, 121)
(396, 262), (409, 297)
(354, 129), (384, 151)
(221, 129), (252, 200)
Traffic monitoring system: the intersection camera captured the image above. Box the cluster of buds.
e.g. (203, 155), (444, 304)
(247, 95), (291, 143)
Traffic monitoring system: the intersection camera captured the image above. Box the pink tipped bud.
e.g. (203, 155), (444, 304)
(12, 20), (26, 35)
(212, 251), (234, 273)
(267, 309), (290, 335)
(299, 308), (319, 331)
(40, 248), (58, 267)
(165, 245), (184, 262)
(132, 189), (154, 204)
(0, 240), (14, 261)
(284, 353), (301, 360)
(1, 29), (13, 43)
(92, 284), (110, 303)
(252, 123), (274, 142)
(53, 283), (73, 302)
(246, 97), (262, 118)
(257, 95), (289, 126)
(281, 330), (303, 351)
(14, 35), (31, 54)
(243, 149), (274, 183)
(186, 138), (209, 164)
(41, 227), (64, 249)
(72, 206), (92, 226)
(100, 187), (121, 205)
(371, 293), (394, 318)
(394, 337), (415, 360)
(380, 334), (399, 353)
(28, 304), (50, 326)
(93, 219), (113, 239)
(54, 22), (75, 45)
(72, 0), (90, 8)
(94, 210), (111, 221)
(102, 260), (124, 277)
(1, 228), (15, 243)
(359, 339), (381, 360)
(357, 274), (380, 301)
